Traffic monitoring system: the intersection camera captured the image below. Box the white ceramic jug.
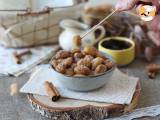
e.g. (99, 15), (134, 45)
(59, 19), (106, 51)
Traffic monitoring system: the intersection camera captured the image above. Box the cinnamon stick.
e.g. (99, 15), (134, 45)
(12, 50), (32, 64)
(12, 51), (22, 64)
(17, 9), (50, 16)
(44, 81), (60, 102)
(147, 64), (160, 79)
(147, 64), (160, 73)
(73, 35), (82, 47)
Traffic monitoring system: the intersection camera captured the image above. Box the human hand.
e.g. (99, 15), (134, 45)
(115, 0), (151, 11)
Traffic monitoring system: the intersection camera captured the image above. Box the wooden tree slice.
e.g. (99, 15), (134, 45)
(27, 83), (141, 120)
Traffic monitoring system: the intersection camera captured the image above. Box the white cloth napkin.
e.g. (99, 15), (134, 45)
(0, 45), (59, 76)
(20, 65), (139, 105)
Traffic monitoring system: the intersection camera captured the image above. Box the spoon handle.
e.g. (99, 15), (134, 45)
(81, 10), (117, 39)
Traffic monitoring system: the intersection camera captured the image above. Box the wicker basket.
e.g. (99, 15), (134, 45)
(0, 3), (84, 48)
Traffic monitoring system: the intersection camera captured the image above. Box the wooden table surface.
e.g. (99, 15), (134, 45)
(0, 58), (160, 120)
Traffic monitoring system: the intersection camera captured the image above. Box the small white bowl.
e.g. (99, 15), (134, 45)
(51, 55), (116, 91)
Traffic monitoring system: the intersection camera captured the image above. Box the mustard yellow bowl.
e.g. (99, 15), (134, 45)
(98, 37), (135, 66)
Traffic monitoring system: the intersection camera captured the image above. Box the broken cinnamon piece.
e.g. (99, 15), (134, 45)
(44, 81), (60, 102)
(147, 64), (160, 79)
(147, 64), (160, 73)
(73, 35), (82, 47)
(10, 83), (18, 96)
(12, 50), (32, 64)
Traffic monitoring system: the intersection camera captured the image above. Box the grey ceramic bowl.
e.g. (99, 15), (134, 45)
(51, 54), (116, 91)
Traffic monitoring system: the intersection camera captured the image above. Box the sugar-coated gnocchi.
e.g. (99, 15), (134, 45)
(55, 50), (71, 59)
(51, 47), (114, 76)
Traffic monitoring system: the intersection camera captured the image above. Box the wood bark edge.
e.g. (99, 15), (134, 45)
(27, 83), (140, 119)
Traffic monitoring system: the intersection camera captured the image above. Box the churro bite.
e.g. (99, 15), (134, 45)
(51, 47), (114, 76)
